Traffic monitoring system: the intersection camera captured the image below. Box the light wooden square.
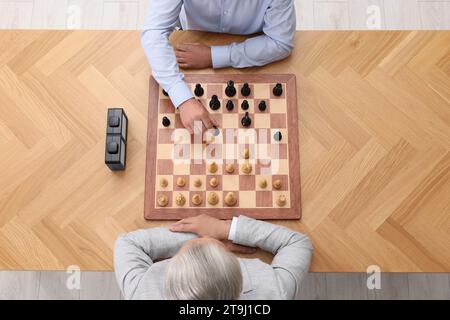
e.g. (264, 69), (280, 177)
(272, 191), (291, 208)
(156, 175), (173, 191)
(172, 191), (189, 208)
(222, 175), (239, 191)
(189, 175), (206, 191)
(254, 114), (271, 128)
(239, 191), (256, 208)
(157, 144), (173, 159)
(257, 144), (271, 160)
(236, 128), (258, 144)
(253, 84), (270, 99)
(223, 144), (237, 161)
(271, 159), (289, 175)
(222, 114), (239, 128)
(269, 99), (287, 113)
(206, 191), (222, 208)
(173, 162), (190, 175)
(256, 175), (272, 191)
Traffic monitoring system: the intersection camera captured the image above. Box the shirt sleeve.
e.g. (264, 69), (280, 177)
(141, 0), (194, 108)
(211, 0), (296, 69)
(228, 216), (239, 241)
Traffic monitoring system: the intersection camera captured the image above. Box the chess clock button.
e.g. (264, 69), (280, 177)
(108, 116), (120, 127)
(273, 83), (283, 96)
(162, 116), (171, 127)
(241, 83), (251, 97)
(258, 100), (267, 111)
(107, 142), (119, 154)
(194, 83), (204, 97)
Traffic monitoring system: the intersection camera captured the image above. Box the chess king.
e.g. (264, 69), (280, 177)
(141, 0), (296, 133)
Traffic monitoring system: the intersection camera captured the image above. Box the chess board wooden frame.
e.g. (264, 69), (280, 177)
(144, 74), (300, 220)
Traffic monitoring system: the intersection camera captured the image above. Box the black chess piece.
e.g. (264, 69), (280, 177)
(209, 95), (221, 110)
(241, 112), (252, 127)
(194, 84), (204, 97)
(258, 100), (267, 111)
(226, 100), (234, 111)
(225, 80), (236, 97)
(241, 100), (249, 111)
(162, 89), (169, 96)
(273, 83), (283, 96)
(162, 116), (171, 127)
(241, 83), (251, 97)
(274, 131), (282, 141)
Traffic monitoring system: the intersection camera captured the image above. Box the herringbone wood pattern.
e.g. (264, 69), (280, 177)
(0, 30), (448, 271)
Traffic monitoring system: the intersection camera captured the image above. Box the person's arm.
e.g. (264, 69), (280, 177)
(141, 0), (193, 108)
(211, 0), (296, 69)
(114, 228), (196, 299)
(230, 216), (313, 299)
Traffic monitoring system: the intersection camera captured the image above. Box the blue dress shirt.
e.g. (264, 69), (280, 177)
(141, 0), (296, 108)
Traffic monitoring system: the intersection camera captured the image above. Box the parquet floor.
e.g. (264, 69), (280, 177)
(0, 30), (449, 272)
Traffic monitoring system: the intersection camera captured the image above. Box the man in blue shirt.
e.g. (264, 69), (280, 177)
(141, 0), (296, 133)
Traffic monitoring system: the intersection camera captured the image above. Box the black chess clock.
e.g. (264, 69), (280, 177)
(105, 108), (128, 171)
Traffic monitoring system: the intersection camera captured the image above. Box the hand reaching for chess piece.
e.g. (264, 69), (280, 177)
(175, 43), (212, 69)
(169, 214), (257, 254)
(179, 98), (219, 134)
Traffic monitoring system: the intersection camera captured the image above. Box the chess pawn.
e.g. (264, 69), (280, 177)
(243, 148), (250, 159)
(194, 178), (202, 187)
(162, 116), (171, 127)
(259, 179), (268, 189)
(258, 100), (267, 111)
(160, 178), (168, 188)
(241, 162), (252, 174)
(194, 83), (204, 97)
(276, 195), (287, 207)
(177, 177), (186, 187)
(273, 83), (283, 96)
(241, 112), (252, 127)
(209, 95), (220, 110)
(207, 192), (219, 205)
(272, 179), (282, 190)
(192, 194), (202, 206)
(241, 100), (249, 110)
(241, 83), (251, 97)
(225, 80), (236, 97)
(225, 164), (235, 174)
(209, 177), (219, 188)
(175, 193), (186, 206)
(226, 100), (235, 111)
(224, 192), (237, 206)
(157, 194), (169, 207)
(208, 162), (218, 173)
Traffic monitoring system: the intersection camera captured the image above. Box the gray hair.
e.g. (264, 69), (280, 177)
(164, 241), (243, 300)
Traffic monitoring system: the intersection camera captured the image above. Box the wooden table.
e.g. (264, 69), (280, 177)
(0, 30), (448, 272)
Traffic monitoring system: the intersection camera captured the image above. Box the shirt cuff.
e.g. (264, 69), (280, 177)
(228, 216), (239, 241)
(168, 81), (194, 108)
(211, 45), (232, 69)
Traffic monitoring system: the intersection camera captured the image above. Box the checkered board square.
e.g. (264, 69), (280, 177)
(144, 74), (301, 220)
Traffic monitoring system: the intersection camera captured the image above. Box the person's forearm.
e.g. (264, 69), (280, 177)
(211, 34), (293, 69)
(141, 0), (193, 107)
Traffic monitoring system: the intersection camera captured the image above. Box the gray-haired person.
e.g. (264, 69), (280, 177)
(114, 214), (313, 300)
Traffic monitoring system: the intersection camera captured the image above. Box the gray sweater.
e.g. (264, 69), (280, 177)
(114, 215), (313, 299)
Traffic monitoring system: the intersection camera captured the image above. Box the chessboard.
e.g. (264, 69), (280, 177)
(144, 74), (300, 220)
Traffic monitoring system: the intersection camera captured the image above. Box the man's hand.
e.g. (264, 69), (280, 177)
(179, 98), (218, 134)
(175, 43), (212, 69)
(170, 214), (230, 240)
(170, 214), (256, 254)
